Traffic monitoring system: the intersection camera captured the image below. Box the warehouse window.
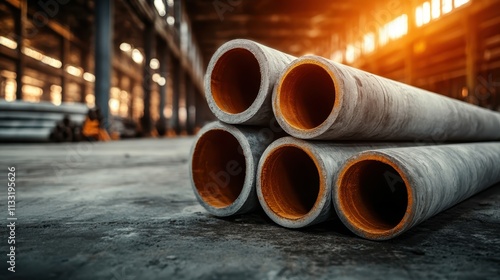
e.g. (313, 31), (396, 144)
(423, 2), (431, 25)
(83, 72), (95, 83)
(417, 0), (470, 27)
(388, 15), (408, 40)
(442, 0), (453, 13)
(363, 33), (375, 54)
(0, 36), (17, 49)
(4, 79), (16, 102)
(379, 15), (408, 47)
(416, 2), (431, 27)
(345, 44), (360, 63)
(65, 65), (83, 77)
(154, 0), (166, 17)
(50, 85), (62, 105)
(22, 47), (62, 69)
(454, 0), (470, 8)
(432, 0), (441, 19)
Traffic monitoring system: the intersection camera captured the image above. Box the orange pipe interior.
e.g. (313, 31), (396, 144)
(260, 146), (320, 220)
(339, 159), (408, 232)
(211, 48), (261, 114)
(279, 63), (336, 130)
(191, 130), (246, 208)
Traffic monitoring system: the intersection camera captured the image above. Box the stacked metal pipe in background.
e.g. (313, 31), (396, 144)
(190, 39), (500, 240)
(0, 101), (88, 142)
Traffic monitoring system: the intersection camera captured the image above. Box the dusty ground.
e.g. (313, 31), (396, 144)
(0, 138), (499, 279)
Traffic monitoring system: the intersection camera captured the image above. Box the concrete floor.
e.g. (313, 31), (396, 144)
(0, 138), (499, 279)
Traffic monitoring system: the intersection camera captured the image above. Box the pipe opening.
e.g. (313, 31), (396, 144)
(279, 63), (336, 130)
(340, 160), (408, 232)
(211, 48), (261, 114)
(261, 146), (320, 220)
(192, 130), (246, 208)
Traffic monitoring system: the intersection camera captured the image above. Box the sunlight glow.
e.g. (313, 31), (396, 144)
(454, 0), (470, 8)
(442, 0), (453, 14)
(363, 33), (375, 54)
(432, 0), (441, 19)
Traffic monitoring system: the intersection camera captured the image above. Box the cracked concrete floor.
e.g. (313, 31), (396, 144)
(0, 138), (499, 279)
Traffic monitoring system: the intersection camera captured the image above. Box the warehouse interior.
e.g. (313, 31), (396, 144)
(1, 0), (500, 279)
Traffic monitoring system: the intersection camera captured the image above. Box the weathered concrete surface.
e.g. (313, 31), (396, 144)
(335, 143), (500, 241)
(257, 137), (414, 229)
(0, 139), (499, 279)
(273, 56), (500, 141)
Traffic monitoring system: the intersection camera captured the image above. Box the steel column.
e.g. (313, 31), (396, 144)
(14, 0), (27, 101)
(141, 19), (155, 134)
(157, 42), (169, 136)
(170, 59), (181, 135)
(94, 0), (113, 129)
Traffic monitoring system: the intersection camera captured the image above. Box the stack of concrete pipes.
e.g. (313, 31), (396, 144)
(0, 101), (88, 142)
(189, 39), (500, 240)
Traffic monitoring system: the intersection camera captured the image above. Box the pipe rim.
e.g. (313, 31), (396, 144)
(335, 152), (414, 240)
(273, 56), (342, 139)
(205, 39), (270, 124)
(257, 138), (328, 228)
(189, 122), (254, 216)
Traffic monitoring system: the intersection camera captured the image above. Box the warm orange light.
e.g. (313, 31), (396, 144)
(454, 0), (470, 8)
(363, 33), (375, 53)
(442, 0), (453, 14)
(416, 6), (424, 27)
(379, 25), (389, 46)
(423, 2), (431, 25)
(345, 44), (357, 63)
(85, 94), (95, 107)
(50, 88), (62, 106)
(432, 0), (441, 19)
(0, 36), (17, 49)
(109, 98), (120, 115)
(416, 2), (431, 27)
(4, 79), (16, 101)
(461, 87), (469, 98)
(330, 51), (343, 63)
(413, 41), (427, 54)
(388, 15), (408, 40)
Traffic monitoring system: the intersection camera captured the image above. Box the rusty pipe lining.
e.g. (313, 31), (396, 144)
(277, 61), (336, 130)
(338, 157), (410, 235)
(205, 39), (296, 125)
(259, 144), (323, 221)
(191, 129), (246, 208)
(190, 122), (281, 217)
(210, 48), (261, 114)
(257, 137), (408, 228)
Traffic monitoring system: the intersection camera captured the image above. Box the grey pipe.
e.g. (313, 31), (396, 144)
(256, 137), (411, 228)
(273, 56), (500, 140)
(0, 127), (52, 142)
(334, 142), (500, 240)
(189, 121), (282, 217)
(205, 39), (295, 125)
(0, 100), (88, 115)
(0, 119), (60, 128)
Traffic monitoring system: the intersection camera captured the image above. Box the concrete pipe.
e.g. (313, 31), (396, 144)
(334, 142), (500, 240)
(256, 136), (407, 228)
(205, 39), (295, 125)
(273, 56), (500, 140)
(190, 121), (282, 217)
